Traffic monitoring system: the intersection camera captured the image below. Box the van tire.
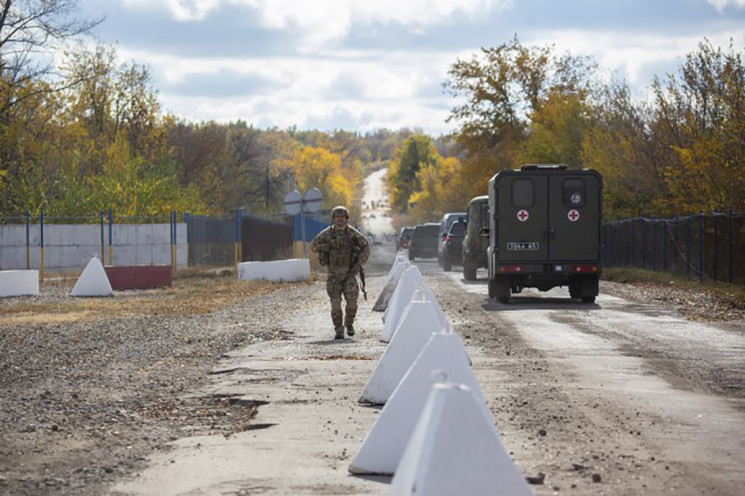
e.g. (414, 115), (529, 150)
(463, 262), (476, 280)
(493, 275), (511, 303)
(443, 256), (452, 272)
(581, 296), (596, 304)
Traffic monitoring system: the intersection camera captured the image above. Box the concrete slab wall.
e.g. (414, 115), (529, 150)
(0, 223), (187, 271)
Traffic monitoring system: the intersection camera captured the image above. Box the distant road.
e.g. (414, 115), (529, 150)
(360, 168), (394, 240)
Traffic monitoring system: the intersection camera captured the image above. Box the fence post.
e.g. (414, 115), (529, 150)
(617, 220), (621, 267)
(184, 212), (191, 267)
(674, 216), (679, 273)
(663, 219), (668, 273)
(99, 210), (105, 261)
(713, 209), (718, 282)
(698, 211), (704, 282)
(631, 218), (636, 268)
(108, 209), (113, 266)
(39, 210), (44, 282)
(640, 216), (645, 269)
(728, 208), (733, 284)
(651, 218), (656, 271)
(25, 211), (30, 270)
(234, 210), (242, 265)
(686, 215), (691, 278)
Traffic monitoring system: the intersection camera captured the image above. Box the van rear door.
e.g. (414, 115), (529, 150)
(548, 173), (602, 261)
(496, 170), (601, 263)
(497, 174), (549, 262)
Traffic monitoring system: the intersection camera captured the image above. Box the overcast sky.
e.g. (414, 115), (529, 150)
(79, 0), (745, 135)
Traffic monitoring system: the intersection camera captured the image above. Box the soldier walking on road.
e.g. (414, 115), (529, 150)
(311, 206), (370, 340)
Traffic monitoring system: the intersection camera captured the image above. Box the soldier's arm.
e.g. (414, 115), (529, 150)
(356, 232), (371, 266)
(310, 230), (330, 253)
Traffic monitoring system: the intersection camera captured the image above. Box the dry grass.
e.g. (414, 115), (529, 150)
(0, 266), (315, 326)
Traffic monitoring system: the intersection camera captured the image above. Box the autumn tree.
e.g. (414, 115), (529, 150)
(651, 39), (745, 214)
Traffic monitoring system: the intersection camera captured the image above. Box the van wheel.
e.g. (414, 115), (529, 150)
(463, 261), (476, 280)
(581, 296), (596, 304)
(493, 275), (511, 302)
(443, 256), (452, 272)
(409, 255), (415, 262)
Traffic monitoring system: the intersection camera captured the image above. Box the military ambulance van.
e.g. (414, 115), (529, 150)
(487, 164), (602, 303)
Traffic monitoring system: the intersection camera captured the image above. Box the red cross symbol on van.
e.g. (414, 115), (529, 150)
(517, 209), (529, 222)
(568, 209), (580, 222)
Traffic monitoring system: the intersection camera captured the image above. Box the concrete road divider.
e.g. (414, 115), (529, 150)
(388, 381), (533, 495)
(373, 256), (410, 312)
(237, 259), (310, 282)
(359, 295), (449, 405)
(71, 257), (113, 297)
(0, 270), (39, 297)
(349, 333), (489, 475)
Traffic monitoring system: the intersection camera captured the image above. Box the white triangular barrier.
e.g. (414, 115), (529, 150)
(382, 264), (422, 324)
(380, 265), (422, 335)
(382, 281), (448, 343)
(373, 257), (410, 312)
(388, 382), (533, 496)
(350, 333), (489, 474)
(359, 297), (447, 404)
(70, 257), (113, 297)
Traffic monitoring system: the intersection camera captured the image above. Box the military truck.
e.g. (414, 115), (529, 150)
(487, 164), (602, 303)
(462, 195), (489, 280)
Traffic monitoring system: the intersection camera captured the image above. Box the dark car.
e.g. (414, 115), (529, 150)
(396, 226), (414, 251)
(408, 223), (440, 261)
(441, 220), (466, 271)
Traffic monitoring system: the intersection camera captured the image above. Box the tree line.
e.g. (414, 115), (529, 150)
(1, 2), (742, 224)
(390, 37), (744, 223)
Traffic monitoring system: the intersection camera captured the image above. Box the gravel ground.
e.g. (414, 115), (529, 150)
(0, 271), (742, 495)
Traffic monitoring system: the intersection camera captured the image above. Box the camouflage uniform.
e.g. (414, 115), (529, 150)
(311, 207), (370, 339)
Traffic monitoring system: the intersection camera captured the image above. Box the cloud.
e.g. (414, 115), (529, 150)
(120, 0), (512, 49)
(708, 0), (745, 13)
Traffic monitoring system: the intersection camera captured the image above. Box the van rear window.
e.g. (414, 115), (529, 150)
(562, 179), (585, 207)
(512, 179), (534, 208)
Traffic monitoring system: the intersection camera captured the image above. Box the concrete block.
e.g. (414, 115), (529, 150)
(0, 270), (39, 297)
(237, 259), (310, 282)
(104, 265), (173, 290)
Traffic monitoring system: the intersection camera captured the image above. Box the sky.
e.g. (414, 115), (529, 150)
(78, 0), (745, 135)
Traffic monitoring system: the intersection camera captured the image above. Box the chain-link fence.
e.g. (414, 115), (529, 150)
(602, 210), (745, 284)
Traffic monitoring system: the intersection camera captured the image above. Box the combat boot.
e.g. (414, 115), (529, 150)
(334, 326), (344, 340)
(346, 325), (355, 337)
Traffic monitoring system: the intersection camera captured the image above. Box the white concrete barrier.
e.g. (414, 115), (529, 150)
(359, 297), (448, 405)
(237, 259), (310, 282)
(388, 381), (533, 495)
(70, 257), (113, 297)
(0, 270), (39, 297)
(350, 333), (488, 475)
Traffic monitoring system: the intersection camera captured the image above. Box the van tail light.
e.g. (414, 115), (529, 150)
(441, 234), (447, 242)
(498, 265), (525, 273)
(572, 265), (597, 273)
(402, 241), (409, 248)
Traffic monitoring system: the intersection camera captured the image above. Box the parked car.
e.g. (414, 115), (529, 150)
(462, 195), (489, 280)
(442, 220), (466, 271)
(396, 226), (414, 251)
(408, 223), (440, 261)
(437, 212), (466, 267)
